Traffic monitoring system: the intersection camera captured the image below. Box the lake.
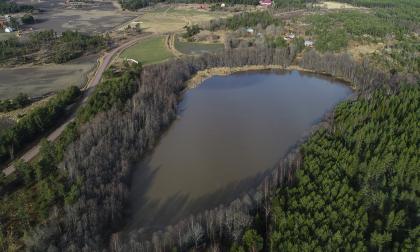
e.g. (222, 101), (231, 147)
(127, 70), (352, 231)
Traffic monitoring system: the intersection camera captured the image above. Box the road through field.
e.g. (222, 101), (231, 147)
(2, 35), (149, 176)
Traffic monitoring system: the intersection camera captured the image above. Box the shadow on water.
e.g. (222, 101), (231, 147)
(125, 164), (271, 234)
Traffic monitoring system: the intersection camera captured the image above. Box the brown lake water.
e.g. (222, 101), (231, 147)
(127, 70), (352, 231)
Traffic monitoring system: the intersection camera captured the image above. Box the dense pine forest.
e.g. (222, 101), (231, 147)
(0, 86), (81, 163)
(0, 30), (107, 65)
(0, 0), (33, 15)
(0, 64), (142, 250)
(267, 87), (419, 251)
(119, 0), (258, 10)
(119, 0), (315, 10)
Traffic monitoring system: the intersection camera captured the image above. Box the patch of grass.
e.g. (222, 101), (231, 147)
(175, 37), (224, 55)
(0, 32), (15, 41)
(132, 7), (228, 34)
(0, 55), (97, 99)
(120, 36), (173, 65)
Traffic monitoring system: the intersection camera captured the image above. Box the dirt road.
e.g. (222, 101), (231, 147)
(2, 35), (148, 176)
(165, 33), (183, 58)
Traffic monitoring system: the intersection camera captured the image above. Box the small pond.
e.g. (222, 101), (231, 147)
(127, 70), (352, 231)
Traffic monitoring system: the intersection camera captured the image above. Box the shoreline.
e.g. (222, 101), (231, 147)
(186, 64), (358, 90)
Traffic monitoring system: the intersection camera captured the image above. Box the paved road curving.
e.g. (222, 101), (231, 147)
(2, 35), (148, 176)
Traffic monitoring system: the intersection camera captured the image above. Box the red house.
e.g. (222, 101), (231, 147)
(259, 0), (272, 7)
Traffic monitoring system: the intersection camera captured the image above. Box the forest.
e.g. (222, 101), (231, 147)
(0, 0), (33, 15)
(118, 0), (318, 10)
(0, 86), (80, 164)
(0, 93), (31, 113)
(0, 64), (143, 249)
(306, 11), (399, 52)
(334, 0), (420, 32)
(209, 11), (282, 31)
(0, 30), (107, 64)
(266, 86), (419, 251)
(118, 0), (260, 10)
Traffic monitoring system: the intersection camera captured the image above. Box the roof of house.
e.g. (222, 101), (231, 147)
(259, 0), (272, 4)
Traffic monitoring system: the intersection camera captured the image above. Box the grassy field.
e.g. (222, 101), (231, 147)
(314, 1), (361, 9)
(175, 37), (224, 55)
(0, 55), (97, 99)
(122, 5), (229, 34)
(120, 36), (174, 65)
(0, 32), (16, 41)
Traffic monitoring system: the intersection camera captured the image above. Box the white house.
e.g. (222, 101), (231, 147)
(284, 33), (296, 41)
(220, 3), (226, 7)
(246, 28), (254, 33)
(4, 27), (14, 33)
(304, 40), (314, 47)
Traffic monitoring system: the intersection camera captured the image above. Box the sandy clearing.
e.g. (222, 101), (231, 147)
(315, 1), (361, 10)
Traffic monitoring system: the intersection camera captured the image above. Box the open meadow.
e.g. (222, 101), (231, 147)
(0, 32), (16, 41)
(122, 5), (230, 34)
(0, 55), (97, 99)
(120, 36), (174, 65)
(175, 37), (224, 55)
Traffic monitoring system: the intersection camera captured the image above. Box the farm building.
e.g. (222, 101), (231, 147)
(4, 27), (14, 33)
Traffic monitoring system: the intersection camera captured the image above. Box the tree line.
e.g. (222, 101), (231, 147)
(0, 93), (31, 113)
(0, 0), (33, 15)
(0, 30), (107, 64)
(0, 86), (80, 164)
(118, 0), (318, 10)
(208, 11), (282, 31)
(265, 85), (419, 251)
(118, 0), (259, 10)
(0, 63), (143, 250)
(305, 11), (401, 52)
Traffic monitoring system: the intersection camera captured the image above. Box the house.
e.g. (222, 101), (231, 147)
(304, 40), (314, 47)
(4, 27), (14, 33)
(259, 0), (272, 7)
(246, 28), (254, 34)
(220, 3), (226, 7)
(283, 33), (295, 41)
